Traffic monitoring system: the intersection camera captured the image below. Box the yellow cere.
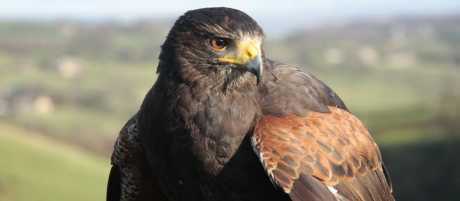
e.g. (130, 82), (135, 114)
(218, 38), (261, 65)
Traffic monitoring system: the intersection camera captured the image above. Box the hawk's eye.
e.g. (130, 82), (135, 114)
(210, 38), (229, 51)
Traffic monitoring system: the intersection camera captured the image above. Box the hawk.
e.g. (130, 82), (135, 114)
(107, 7), (395, 201)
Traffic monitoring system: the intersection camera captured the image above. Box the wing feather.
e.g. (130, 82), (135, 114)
(107, 114), (168, 201)
(252, 107), (394, 201)
(107, 165), (122, 201)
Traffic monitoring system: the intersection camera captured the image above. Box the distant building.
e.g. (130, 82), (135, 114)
(33, 95), (55, 114)
(386, 52), (417, 69)
(57, 58), (83, 79)
(0, 87), (55, 116)
(324, 48), (344, 65)
(357, 46), (380, 67)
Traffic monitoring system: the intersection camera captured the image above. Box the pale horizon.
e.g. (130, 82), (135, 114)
(2, 0), (459, 35)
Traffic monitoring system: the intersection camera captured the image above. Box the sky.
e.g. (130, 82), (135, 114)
(2, 0), (459, 35)
(3, 0), (459, 19)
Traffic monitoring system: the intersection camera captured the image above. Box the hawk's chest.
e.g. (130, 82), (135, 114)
(164, 86), (259, 176)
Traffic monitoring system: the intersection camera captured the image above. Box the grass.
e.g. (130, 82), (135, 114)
(0, 122), (109, 201)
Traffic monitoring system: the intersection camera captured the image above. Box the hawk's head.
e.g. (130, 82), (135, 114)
(159, 7), (265, 87)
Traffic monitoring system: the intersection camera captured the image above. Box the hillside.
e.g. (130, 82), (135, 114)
(0, 122), (108, 201)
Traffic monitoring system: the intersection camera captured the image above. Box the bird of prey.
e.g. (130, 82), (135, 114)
(107, 7), (395, 201)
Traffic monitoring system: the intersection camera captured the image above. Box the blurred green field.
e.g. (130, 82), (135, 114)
(0, 122), (108, 201)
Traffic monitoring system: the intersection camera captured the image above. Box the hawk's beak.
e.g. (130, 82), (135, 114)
(218, 38), (263, 83)
(246, 55), (262, 84)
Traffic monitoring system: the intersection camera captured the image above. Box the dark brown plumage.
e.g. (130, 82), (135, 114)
(107, 7), (395, 201)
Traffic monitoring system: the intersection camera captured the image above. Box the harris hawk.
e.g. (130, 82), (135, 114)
(107, 7), (395, 201)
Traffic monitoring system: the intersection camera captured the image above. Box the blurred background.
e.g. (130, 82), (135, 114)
(1, 0), (460, 200)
